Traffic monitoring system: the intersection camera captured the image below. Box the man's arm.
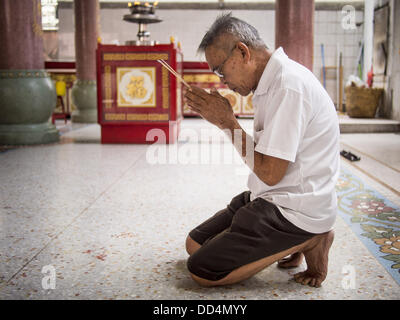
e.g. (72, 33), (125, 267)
(223, 118), (289, 186)
(184, 86), (289, 186)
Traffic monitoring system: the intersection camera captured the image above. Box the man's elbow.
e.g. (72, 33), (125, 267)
(256, 170), (282, 186)
(264, 176), (281, 186)
(253, 153), (288, 186)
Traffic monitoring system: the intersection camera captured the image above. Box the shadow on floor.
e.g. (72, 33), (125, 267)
(171, 258), (317, 298)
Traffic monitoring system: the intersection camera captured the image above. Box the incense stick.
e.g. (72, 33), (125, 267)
(157, 59), (191, 89)
(157, 59), (189, 87)
(157, 59), (179, 78)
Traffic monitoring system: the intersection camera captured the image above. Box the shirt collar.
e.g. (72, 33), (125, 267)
(253, 47), (288, 97)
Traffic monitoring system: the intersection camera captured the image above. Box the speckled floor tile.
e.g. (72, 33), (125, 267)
(1, 202), (399, 299)
(340, 133), (400, 207)
(1, 119), (399, 299)
(0, 129), (148, 288)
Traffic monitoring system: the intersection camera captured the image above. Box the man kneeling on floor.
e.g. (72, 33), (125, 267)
(184, 13), (340, 288)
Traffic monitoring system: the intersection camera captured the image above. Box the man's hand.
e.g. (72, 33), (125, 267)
(184, 86), (237, 130)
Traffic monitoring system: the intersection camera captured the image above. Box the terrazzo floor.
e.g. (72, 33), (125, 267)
(1, 118), (399, 300)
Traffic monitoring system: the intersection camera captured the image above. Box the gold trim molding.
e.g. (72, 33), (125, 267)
(104, 113), (169, 121)
(103, 53), (169, 61)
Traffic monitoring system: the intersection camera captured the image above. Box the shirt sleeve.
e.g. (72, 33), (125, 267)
(254, 88), (306, 163)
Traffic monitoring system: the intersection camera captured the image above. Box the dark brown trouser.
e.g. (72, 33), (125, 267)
(187, 191), (315, 281)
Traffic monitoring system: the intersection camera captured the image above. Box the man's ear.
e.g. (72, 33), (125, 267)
(237, 42), (251, 63)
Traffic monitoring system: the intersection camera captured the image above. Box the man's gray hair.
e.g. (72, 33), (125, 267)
(198, 13), (267, 53)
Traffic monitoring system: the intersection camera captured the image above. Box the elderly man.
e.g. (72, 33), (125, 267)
(184, 13), (339, 288)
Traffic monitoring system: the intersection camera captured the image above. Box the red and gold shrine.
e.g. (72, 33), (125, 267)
(96, 43), (183, 144)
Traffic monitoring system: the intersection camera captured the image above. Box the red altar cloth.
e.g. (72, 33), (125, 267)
(96, 43), (183, 144)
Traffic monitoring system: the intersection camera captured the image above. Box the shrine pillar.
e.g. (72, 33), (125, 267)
(0, 0), (59, 145)
(275, 0), (315, 71)
(71, 0), (99, 123)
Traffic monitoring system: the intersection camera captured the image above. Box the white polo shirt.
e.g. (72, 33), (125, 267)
(248, 47), (340, 234)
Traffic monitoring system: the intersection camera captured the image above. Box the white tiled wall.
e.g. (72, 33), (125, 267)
(58, 8), (275, 60)
(314, 10), (364, 105)
(57, 7), (364, 105)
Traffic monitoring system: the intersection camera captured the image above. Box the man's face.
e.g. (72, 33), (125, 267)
(205, 43), (253, 97)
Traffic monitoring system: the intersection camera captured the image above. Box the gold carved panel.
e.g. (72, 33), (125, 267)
(117, 67), (156, 108)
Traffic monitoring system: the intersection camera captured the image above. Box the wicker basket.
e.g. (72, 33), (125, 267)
(344, 86), (383, 118)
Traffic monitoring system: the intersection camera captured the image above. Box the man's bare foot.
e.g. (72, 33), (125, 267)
(293, 230), (334, 287)
(277, 252), (304, 268)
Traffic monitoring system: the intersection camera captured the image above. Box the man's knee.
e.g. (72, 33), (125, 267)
(186, 254), (216, 287)
(186, 251), (199, 276)
(189, 271), (217, 287)
(186, 251), (230, 285)
(185, 235), (201, 256)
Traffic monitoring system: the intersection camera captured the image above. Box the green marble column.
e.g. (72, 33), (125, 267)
(71, 79), (98, 123)
(0, 0), (59, 145)
(0, 70), (59, 145)
(71, 0), (99, 123)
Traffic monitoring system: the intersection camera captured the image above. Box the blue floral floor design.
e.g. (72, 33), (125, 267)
(337, 168), (400, 285)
